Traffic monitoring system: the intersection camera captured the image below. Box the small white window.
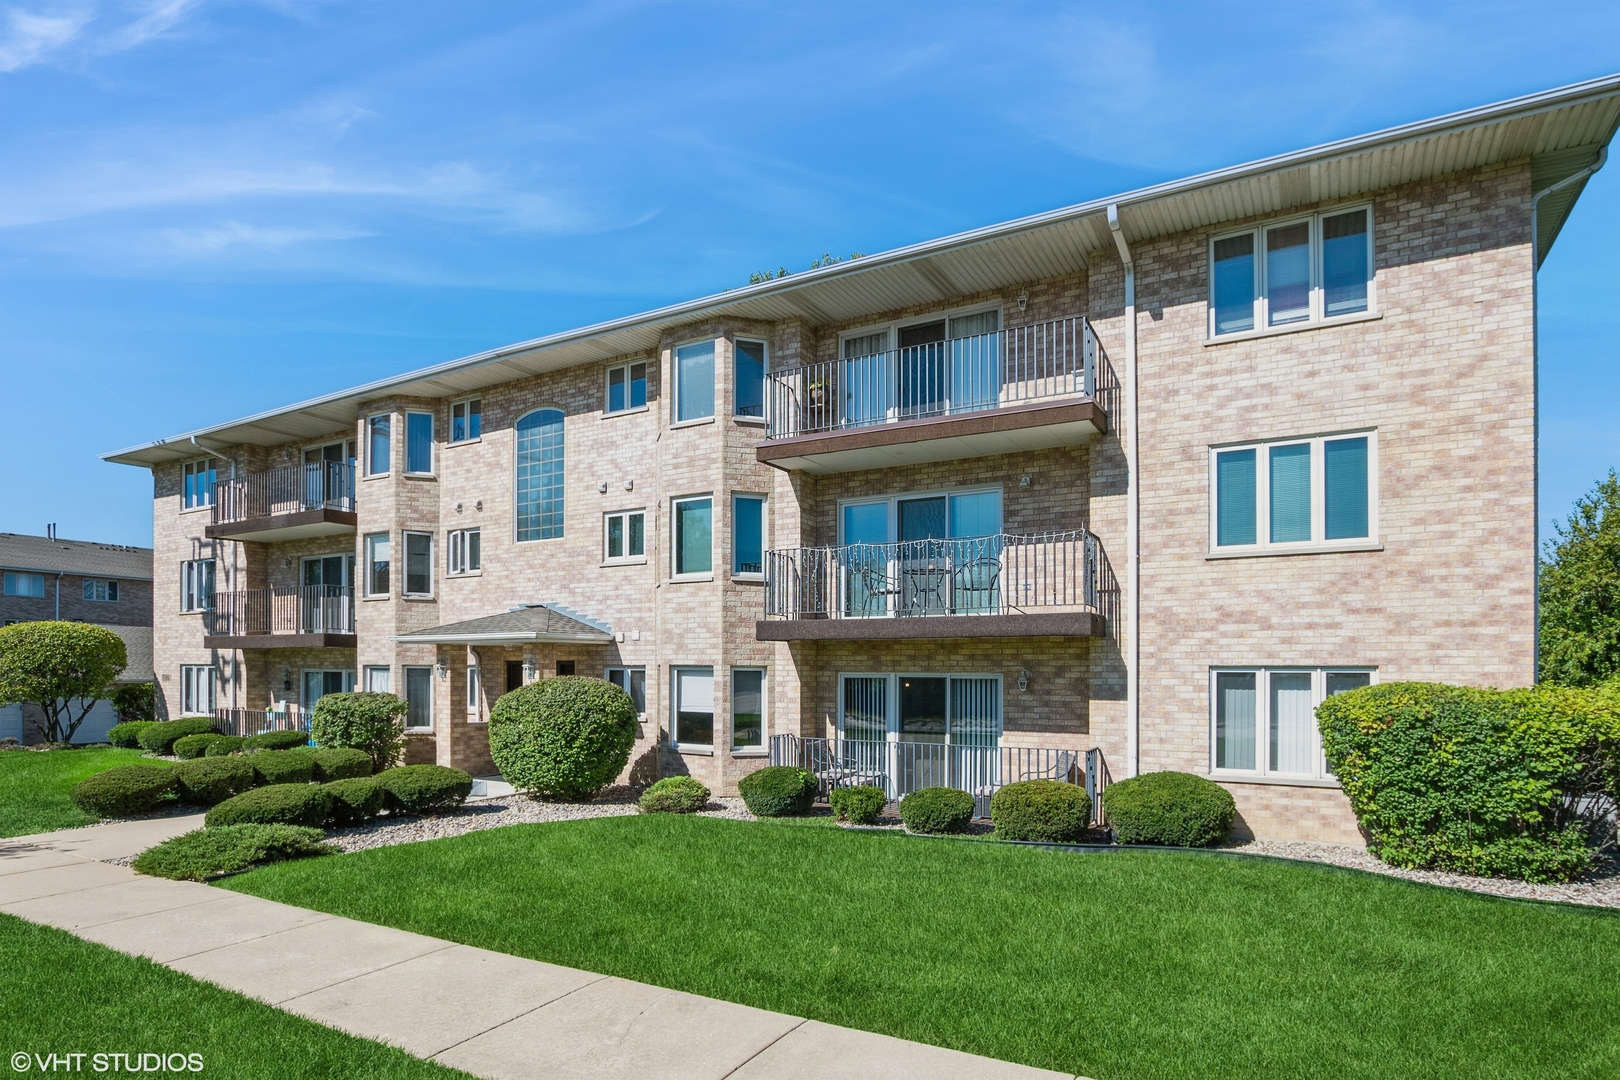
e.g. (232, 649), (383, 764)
(606, 361), (649, 414)
(182, 458), (217, 509)
(606, 666), (647, 716)
(1210, 205), (1373, 338)
(448, 528), (481, 575)
(450, 398), (482, 444)
(604, 510), (646, 563)
(180, 665), (216, 716)
(672, 666), (714, 748)
(364, 533), (391, 596)
(467, 665), (482, 714)
(732, 668), (765, 751)
(403, 532), (433, 596)
(364, 666), (391, 693)
(672, 496), (713, 577)
(367, 415), (391, 475)
(3, 572), (46, 598)
(404, 666), (433, 729)
(1211, 432), (1375, 554)
(1212, 668), (1373, 780)
(82, 579), (120, 602)
(181, 560), (215, 613)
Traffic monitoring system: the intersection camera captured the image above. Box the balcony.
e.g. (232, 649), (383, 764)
(202, 586), (357, 649)
(206, 462), (357, 543)
(757, 316), (1112, 475)
(757, 530), (1112, 641)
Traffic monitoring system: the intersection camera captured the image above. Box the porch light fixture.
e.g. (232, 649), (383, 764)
(523, 658), (536, 682)
(435, 662), (448, 679)
(280, 668), (292, 692)
(1017, 291), (1028, 311)
(1018, 668), (1030, 692)
(1019, 474), (1032, 488)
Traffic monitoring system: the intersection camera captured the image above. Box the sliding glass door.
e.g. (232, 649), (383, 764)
(838, 674), (1003, 796)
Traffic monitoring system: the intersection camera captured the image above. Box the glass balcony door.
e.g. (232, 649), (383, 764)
(301, 555), (353, 633)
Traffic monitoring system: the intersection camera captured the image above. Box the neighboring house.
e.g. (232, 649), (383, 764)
(0, 532), (155, 744)
(104, 77), (1620, 843)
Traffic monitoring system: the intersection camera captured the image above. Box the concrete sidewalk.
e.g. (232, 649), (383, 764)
(2, 817), (1089, 1080)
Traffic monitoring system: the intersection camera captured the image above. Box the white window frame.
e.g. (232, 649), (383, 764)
(834, 672), (1004, 745)
(731, 494), (766, 580)
(367, 414), (391, 476)
(603, 509), (647, 565)
(1209, 667), (1376, 782)
(730, 667), (767, 754)
(403, 665), (433, 730)
(449, 398), (482, 445)
(670, 665), (715, 751)
(605, 666), (647, 718)
(180, 665), (216, 716)
(605, 360), (650, 415)
(672, 338), (716, 425)
(836, 301), (1004, 363)
(836, 484), (1003, 545)
(1208, 204), (1375, 340)
(363, 533), (391, 597)
(2, 572), (46, 598)
(364, 665), (391, 693)
(1208, 430), (1378, 556)
(733, 338), (767, 421)
(447, 528), (481, 576)
(181, 457), (217, 510)
(671, 495), (714, 580)
(466, 664), (482, 717)
(402, 531), (434, 597)
(180, 560), (215, 613)
(404, 411), (435, 476)
(82, 579), (120, 602)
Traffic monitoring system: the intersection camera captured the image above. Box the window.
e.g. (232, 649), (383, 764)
(364, 533), (390, 596)
(82, 579), (120, 602)
(403, 532), (432, 596)
(404, 666), (433, 729)
(606, 361), (648, 414)
(516, 408), (565, 541)
(182, 458), (217, 509)
(181, 560), (215, 612)
(467, 666), (481, 713)
(604, 510), (646, 563)
(733, 495), (764, 577)
(367, 414), (391, 475)
(675, 340), (715, 422)
(2, 572), (45, 598)
(673, 666), (714, 748)
(839, 488), (1002, 615)
(835, 673), (1002, 750)
(364, 666), (391, 693)
(606, 667), (646, 715)
(673, 496), (713, 577)
(448, 528), (481, 575)
(406, 412), (434, 474)
(1210, 206), (1372, 337)
(180, 665), (216, 716)
(555, 660), (575, 676)
(302, 669), (353, 711)
(732, 668), (765, 751)
(1211, 433), (1374, 553)
(1213, 668), (1373, 780)
(734, 339), (765, 418)
(450, 398), (482, 443)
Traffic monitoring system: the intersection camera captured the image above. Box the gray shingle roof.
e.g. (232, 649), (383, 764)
(104, 624), (153, 684)
(394, 603), (613, 645)
(0, 534), (153, 580)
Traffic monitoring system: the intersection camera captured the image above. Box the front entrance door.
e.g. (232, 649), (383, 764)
(506, 661), (525, 694)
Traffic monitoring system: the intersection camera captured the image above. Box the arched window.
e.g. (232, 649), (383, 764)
(516, 408), (564, 541)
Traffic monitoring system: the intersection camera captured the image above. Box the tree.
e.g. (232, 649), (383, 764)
(0, 622), (128, 744)
(1540, 471), (1620, 686)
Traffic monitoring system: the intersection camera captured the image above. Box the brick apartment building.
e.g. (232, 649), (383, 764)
(105, 77), (1620, 842)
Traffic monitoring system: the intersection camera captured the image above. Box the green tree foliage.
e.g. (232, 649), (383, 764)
(112, 682), (156, 723)
(0, 622), (127, 743)
(1540, 471), (1620, 686)
(309, 692), (407, 771)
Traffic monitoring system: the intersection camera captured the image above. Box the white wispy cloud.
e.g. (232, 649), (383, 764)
(159, 220), (372, 254)
(100, 0), (198, 53)
(0, 5), (93, 72)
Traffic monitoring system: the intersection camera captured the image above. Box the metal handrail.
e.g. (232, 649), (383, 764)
(213, 707), (309, 738)
(212, 461), (355, 525)
(203, 585), (355, 637)
(763, 315), (1115, 439)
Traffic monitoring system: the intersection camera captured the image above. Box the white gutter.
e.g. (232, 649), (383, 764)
(388, 632), (613, 645)
(1108, 204), (1139, 778)
(1529, 145), (1607, 681)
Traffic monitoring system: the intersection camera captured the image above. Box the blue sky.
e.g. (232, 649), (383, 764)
(0, 1), (1616, 548)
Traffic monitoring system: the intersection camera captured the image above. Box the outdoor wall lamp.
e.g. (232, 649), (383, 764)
(1018, 668), (1030, 692)
(435, 662), (448, 679)
(280, 668), (292, 692)
(1017, 291), (1028, 311)
(523, 659), (537, 683)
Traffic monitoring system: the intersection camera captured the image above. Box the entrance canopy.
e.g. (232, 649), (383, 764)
(391, 603), (613, 646)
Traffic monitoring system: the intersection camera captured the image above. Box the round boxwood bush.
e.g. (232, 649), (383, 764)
(173, 756), (257, 806)
(324, 777), (385, 825)
(899, 786), (975, 834)
(245, 729), (309, 752)
(309, 692), (407, 771)
(737, 766), (818, 817)
(69, 764), (177, 818)
(204, 736), (246, 756)
(311, 747), (373, 783)
(107, 720), (157, 749)
(205, 784), (332, 828)
(829, 785), (887, 825)
(637, 776), (710, 814)
(991, 779), (1090, 842)
(374, 765), (473, 815)
(1102, 771), (1235, 847)
(249, 749), (314, 786)
(172, 733), (225, 759)
(137, 717), (218, 754)
(487, 677), (637, 800)
(133, 824), (334, 881)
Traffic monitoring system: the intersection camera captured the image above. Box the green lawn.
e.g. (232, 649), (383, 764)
(0, 747), (164, 838)
(223, 815), (1620, 1080)
(0, 912), (471, 1079)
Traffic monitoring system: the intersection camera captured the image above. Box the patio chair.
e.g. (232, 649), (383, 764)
(856, 564), (901, 617)
(953, 556), (1001, 614)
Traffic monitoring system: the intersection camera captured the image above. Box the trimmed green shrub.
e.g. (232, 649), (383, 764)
(173, 756), (257, 806)
(245, 729), (309, 751)
(991, 779), (1091, 842)
(0, 620), (128, 743)
(324, 777), (385, 825)
(638, 776), (710, 814)
(899, 786), (975, 834)
(829, 785), (887, 825)
(206, 784), (332, 828)
(311, 747), (373, 783)
(137, 717), (219, 754)
(1318, 681), (1620, 882)
(68, 763), (177, 818)
(737, 766), (818, 817)
(204, 736), (245, 756)
(133, 825), (334, 881)
(107, 720), (157, 749)
(487, 677), (637, 800)
(309, 692), (407, 771)
(172, 733), (225, 759)
(112, 681), (157, 723)
(374, 765), (472, 815)
(249, 749), (314, 786)
(1103, 771), (1234, 848)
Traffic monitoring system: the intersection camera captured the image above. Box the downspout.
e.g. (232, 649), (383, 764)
(1528, 147), (1606, 683)
(189, 434), (234, 712)
(54, 572), (63, 620)
(1107, 203), (1139, 778)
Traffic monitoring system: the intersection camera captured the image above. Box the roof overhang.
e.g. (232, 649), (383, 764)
(103, 75), (1620, 468)
(390, 602), (615, 646)
(390, 630), (614, 646)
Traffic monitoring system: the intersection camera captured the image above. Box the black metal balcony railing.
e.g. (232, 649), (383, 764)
(203, 586), (355, 638)
(763, 316), (1114, 440)
(763, 530), (1114, 624)
(213, 461), (355, 525)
